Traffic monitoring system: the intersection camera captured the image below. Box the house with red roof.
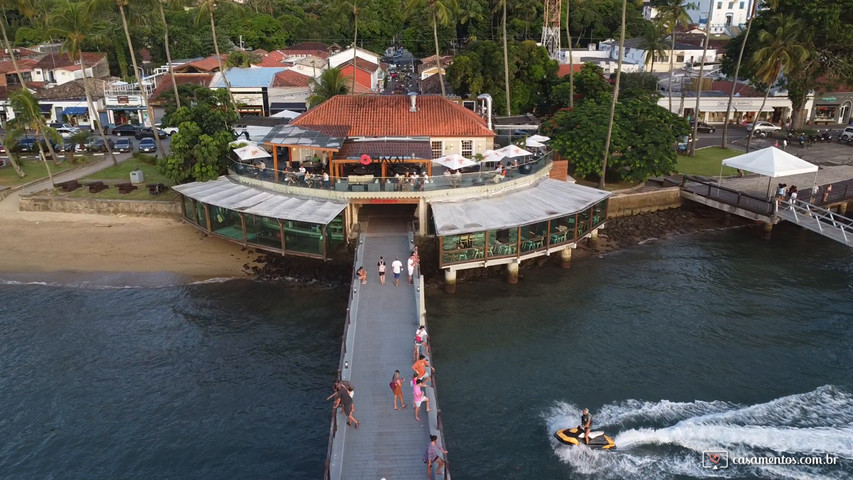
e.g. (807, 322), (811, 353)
(31, 52), (109, 86)
(328, 47), (388, 92)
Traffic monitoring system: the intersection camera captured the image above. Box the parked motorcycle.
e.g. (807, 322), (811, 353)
(820, 130), (833, 142)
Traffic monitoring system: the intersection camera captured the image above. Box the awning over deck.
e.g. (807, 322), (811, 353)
(173, 177), (347, 225)
(431, 179), (611, 236)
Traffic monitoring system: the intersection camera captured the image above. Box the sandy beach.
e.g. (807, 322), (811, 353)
(0, 209), (258, 281)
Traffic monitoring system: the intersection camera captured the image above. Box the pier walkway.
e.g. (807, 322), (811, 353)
(326, 214), (448, 480)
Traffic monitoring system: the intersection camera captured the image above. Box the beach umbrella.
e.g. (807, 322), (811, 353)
(526, 134), (550, 144)
(432, 153), (478, 170)
(495, 144), (534, 157)
(233, 144), (272, 162)
(478, 149), (505, 163)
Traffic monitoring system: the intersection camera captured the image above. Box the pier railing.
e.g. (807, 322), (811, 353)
(682, 176), (773, 215)
(324, 233), (364, 480)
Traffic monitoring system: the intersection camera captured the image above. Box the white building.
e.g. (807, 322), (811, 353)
(692, 0), (757, 35)
(598, 38), (717, 73)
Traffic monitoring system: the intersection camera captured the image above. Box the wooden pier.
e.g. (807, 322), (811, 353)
(326, 215), (449, 480)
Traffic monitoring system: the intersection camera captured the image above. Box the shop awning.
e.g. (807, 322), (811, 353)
(431, 179), (611, 236)
(173, 177), (347, 225)
(700, 103), (776, 113)
(61, 106), (89, 116)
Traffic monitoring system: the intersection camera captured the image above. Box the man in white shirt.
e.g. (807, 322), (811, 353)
(407, 254), (415, 284)
(391, 257), (404, 286)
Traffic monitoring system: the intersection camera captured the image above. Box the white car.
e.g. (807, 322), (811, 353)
(746, 121), (781, 137)
(837, 126), (853, 143)
(155, 123), (179, 136)
(54, 127), (81, 139)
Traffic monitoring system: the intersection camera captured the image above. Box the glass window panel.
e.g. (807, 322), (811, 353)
(195, 201), (208, 230)
(284, 220), (324, 255)
(327, 214), (346, 250)
(592, 199), (608, 226)
(486, 228), (518, 257)
(245, 214), (282, 250)
(550, 215), (575, 245)
(431, 141), (443, 159)
(520, 221), (548, 252)
(209, 205), (243, 240)
(182, 196), (195, 224)
(577, 208), (591, 237)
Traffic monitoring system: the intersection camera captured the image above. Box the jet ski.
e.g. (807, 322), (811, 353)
(554, 427), (616, 449)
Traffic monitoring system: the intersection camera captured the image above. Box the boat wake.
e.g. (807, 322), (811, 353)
(545, 385), (853, 480)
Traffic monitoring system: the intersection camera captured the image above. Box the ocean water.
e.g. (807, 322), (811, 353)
(1, 224), (851, 479)
(428, 224), (853, 480)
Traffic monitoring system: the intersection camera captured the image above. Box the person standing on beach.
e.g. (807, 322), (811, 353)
(390, 370), (407, 410)
(391, 257), (403, 286)
(411, 374), (431, 421)
(377, 256), (387, 285)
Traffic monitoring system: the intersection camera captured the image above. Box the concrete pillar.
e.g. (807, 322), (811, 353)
(417, 198), (427, 236)
(506, 261), (519, 284)
(762, 221), (773, 240)
(444, 268), (457, 294)
(560, 246), (573, 269)
(588, 228), (600, 248)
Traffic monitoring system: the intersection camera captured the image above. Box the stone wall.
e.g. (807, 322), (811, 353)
(20, 196), (182, 217)
(607, 187), (682, 218)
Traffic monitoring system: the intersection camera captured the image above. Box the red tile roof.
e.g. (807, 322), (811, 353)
(0, 58), (38, 74)
(174, 55), (226, 73)
(336, 56), (380, 73)
(337, 140), (433, 159)
(33, 52), (106, 70)
(557, 64), (584, 77)
(0, 47), (40, 59)
(148, 73), (215, 103)
(292, 95), (494, 137)
(256, 50), (287, 67)
(272, 69), (311, 87)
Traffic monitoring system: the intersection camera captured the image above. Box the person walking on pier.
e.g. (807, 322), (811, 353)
(414, 325), (429, 360)
(407, 253), (415, 284)
(332, 382), (359, 428)
(391, 257), (403, 286)
(424, 435), (448, 478)
(377, 256), (387, 285)
(412, 374), (431, 421)
(412, 354), (433, 386)
(390, 370), (407, 410)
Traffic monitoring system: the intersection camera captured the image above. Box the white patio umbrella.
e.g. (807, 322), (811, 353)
(495, 144), (534, 157)
(478, 149), (505, 163)
(526, 134), (550, 144)
(432, 153), (478, 170)
(233, 144), (272, 162)
(525, 140), (547, 148)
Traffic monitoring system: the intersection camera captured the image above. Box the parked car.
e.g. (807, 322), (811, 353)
(54, 127), (81, 139)
(48, 122), (74, 130)
(11, 137), (38, 153)
(135, 127), (167, 140)
(154, 122), (179, 136)
(746, 121), (781, 137)
(111, 124), (140, 136)
(690, 121), (716, 133)
(114, 137), (133, 153)
(837, 126), (853, 143)
(138, 137), (156, 153)
(87, 136), (115, 152)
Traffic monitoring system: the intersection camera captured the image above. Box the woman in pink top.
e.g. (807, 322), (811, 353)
(411, 373), (431, 421)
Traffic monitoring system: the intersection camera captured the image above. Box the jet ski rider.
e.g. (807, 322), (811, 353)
(580, 408), (592, 445)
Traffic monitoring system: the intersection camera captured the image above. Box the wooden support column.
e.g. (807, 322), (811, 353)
(240, 213), (247, 245)
(273, 146), (279, 183)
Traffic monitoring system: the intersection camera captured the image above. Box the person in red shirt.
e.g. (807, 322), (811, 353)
(412, 355), (432, 386)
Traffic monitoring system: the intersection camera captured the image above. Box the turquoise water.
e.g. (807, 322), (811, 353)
(1, 224), (851, 479)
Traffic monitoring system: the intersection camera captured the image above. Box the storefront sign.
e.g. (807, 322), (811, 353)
(821, 97), (836, 102)
(117, 96), (129, 104)
(369, 199), (399, 204)
(360, 154), (372, 165)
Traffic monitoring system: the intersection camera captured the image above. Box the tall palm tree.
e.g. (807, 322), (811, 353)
(745, 14), (808, 152)
(47, 0), (118, 166)
(6, 88), (61, 188)
(157, 0), (186, 110)
(308, 67), (350, 108)
(337, 0), (369, 96)
(656, 0), (696, 113)
(0, 0), (34, 88)
(502, 0), (511, 115)
(640, 21), (669, 74)
(405, 0), (458, 98)
(721, 0), (773, 147)
(601, 0), (627, 189)
(565, 0), (574, 108)
(91, 0), (165, 155)
(195, 0), (237, 107)
(688, 0), (713, 156)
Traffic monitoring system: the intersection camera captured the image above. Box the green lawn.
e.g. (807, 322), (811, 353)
(0, 155), (96, 187)
(80, 155), (172, 185)
(676, 147), (741, 177)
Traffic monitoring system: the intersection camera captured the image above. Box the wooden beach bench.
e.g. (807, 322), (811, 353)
(85, 181), (108, 193)
(56, 179), (80, 192)
(117, 182), (138, 194)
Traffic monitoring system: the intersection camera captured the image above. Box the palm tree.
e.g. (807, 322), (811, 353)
(157, 0), (186, 110)
(91, 0), (165, 155)
(0, 0), (34, 88)
(195, 0), (238, 107)
(337, 0), (370, 96)
(688, 0), (714, 156)
(6, 88), (61, 188)
(640, 21), (669, 74)
(745, 14), (808, 152)
(405, 0), (458, 98)
(565, 0), (574, 108)
(67, 129), (90, 164)
(501, 0), (511, 115)
(308, 68), (350, 108)
(721, 0), (773, 147)
(47, 0), (119, 166)
(601, 0), (627, 189)
(656, 0), (697, 113)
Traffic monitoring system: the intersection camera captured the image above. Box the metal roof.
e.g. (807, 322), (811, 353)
(173, 177), (346, 225)
(261, 124), (344, 150)
(210, 67), (286, 88)
(337, 139), (432, 159)
(430, 179), (611, 236)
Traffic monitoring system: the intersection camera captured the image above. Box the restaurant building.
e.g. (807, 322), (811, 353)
(173, 94), (610, 286)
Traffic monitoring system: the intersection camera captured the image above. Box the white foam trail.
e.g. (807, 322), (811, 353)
(545, 385), (853, 480)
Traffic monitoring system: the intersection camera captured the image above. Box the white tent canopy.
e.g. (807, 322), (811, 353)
(232, 144), (272, 161)
(271, 110), (301, 119)
(721, 147), (818, 177)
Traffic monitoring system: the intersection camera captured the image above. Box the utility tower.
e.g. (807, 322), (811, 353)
(541, 0), (562, 58)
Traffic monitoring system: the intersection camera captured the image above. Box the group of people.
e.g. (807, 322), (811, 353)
(392, 170), (429, 192)
(776, 183), (799, 204)
(359, 248), (419, 287)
